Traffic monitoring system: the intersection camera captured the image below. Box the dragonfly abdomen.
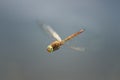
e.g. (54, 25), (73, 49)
(64, 29), (85, 42)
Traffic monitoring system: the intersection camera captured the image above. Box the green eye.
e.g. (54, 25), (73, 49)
(47, 45), (53, 53)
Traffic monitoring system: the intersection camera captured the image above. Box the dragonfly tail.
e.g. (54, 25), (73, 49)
(63, 29), (85, 42)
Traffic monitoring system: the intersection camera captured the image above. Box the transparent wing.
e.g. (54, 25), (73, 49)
(42, 24), (62, 41)
(69, 46), (85, 52)
(65, 41), (85, 52)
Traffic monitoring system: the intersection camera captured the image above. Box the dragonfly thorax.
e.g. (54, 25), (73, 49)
(47, 41), (63, 53)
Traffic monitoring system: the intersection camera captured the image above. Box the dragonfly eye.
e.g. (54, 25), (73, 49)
(47, 45), (53, 53)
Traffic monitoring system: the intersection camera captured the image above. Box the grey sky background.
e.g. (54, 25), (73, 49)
(0, 0), (120, 80)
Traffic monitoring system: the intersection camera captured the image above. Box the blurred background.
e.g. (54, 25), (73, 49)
(0, 0), (120, 80)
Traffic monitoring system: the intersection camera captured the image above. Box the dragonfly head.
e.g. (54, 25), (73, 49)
(47, 45), (53, 53)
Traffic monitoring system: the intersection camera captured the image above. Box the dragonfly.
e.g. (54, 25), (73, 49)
(41, 24), (85, 53)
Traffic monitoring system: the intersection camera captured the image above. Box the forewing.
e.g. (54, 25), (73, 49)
(42, 24), (62, 41)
